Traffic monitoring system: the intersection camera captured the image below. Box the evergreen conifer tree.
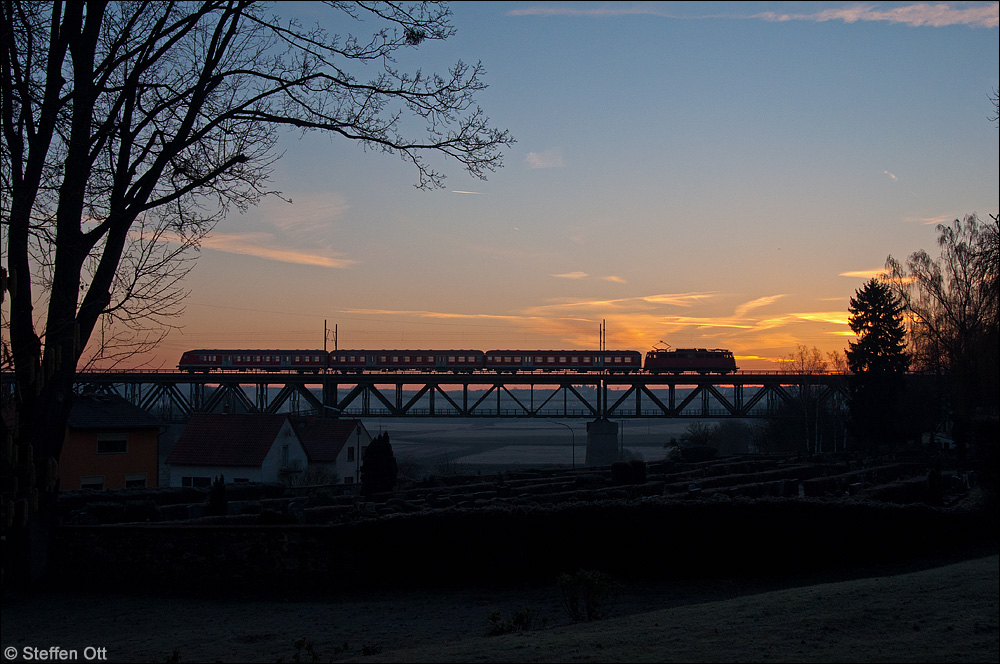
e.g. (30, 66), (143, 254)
(845, 279), (910, 450)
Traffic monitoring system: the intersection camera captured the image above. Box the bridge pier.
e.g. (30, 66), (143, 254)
(585, 417), (619, 466)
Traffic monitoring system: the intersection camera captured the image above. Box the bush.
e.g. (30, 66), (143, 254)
(557, 569), (620, 621)
(610, 461), (633, 485)
(486, 607), (541, 636)
(361, 432), (398, 497)
(206, 474), (227, 516)
(629, 459), (647, 484)
(679, 446), (717, 463)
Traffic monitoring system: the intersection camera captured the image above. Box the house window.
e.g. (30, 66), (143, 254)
(181, 477), (212, 487)
(282, 444), (290, 467)
(344, 476), (354, 484)
(347, 446), (355, 462)
(97, 433), (128, 454)
(80, 476), (104, 490)
(124, 473), (147, 488)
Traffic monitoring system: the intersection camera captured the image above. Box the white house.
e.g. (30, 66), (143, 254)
(166, 413), (308, 487)
(297, 418), (373, 484)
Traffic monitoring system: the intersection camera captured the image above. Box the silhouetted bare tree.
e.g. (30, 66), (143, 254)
(884, 213), (999, 461)
(0, 0), (512, 588)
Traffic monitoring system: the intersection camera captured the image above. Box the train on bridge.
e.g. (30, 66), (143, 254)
(178, 346), (739, 375)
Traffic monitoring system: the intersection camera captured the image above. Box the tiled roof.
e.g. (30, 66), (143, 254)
(297, 418), (364, 463)
(67, 394), (162, 429)
(166, 413), (292, 467)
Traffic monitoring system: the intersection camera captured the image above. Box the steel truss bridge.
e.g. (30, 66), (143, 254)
(37, 371), (852, 422)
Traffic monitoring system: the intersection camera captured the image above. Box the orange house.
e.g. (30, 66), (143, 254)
(60, 394), (163, 490)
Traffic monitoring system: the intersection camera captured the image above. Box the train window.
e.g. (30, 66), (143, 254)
(535, 356), (543, 363)
(614, 357), (622, 363)
(448, 356), (456, 363)
(559, 357), (567, 363)
(547, 356), (555, 363)
(379, 356), (386, 363)
(571, 357), (579, 363)
(404, 356), (410, 362)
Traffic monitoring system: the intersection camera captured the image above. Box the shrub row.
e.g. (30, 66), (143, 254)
(49, 497), (995, 594)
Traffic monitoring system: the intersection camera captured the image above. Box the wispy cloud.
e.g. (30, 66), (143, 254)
(525, 148), (564, 169)
(551, 272), (628, 283)
(755, 3), (998, 29)
(264, 192), (350, 234)
(905, 213), (959, 225)
(452, 190), (485, 195)
(839, 269), (885, 279)
(640, 292), (720, 307)
(511, 3), (999, 28)
(734, 294), (788, 318)
(199, 232), (357, 269)
(341, 308), (529, 322)
(523, 292), (721, 316)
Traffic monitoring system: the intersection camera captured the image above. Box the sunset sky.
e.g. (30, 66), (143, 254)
(133, 1), (998, 371)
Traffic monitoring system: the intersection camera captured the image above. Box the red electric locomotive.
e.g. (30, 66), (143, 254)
(643, 347), (738, 374)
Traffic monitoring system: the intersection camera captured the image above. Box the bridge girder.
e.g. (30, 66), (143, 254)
(40, 371), (852, 421)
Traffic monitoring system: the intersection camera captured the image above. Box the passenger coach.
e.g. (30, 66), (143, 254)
(178, 350), (328, 373)
(327, 350), (485, 373)
(485, 350), (642, 373)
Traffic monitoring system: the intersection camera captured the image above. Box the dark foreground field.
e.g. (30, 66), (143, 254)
(3, 549), (997, 663)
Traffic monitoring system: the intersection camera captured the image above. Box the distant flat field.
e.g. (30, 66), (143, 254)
(381, 417), (700, 470)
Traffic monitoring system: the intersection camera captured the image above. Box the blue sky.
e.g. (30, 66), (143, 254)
(147, 1), (999, 370)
